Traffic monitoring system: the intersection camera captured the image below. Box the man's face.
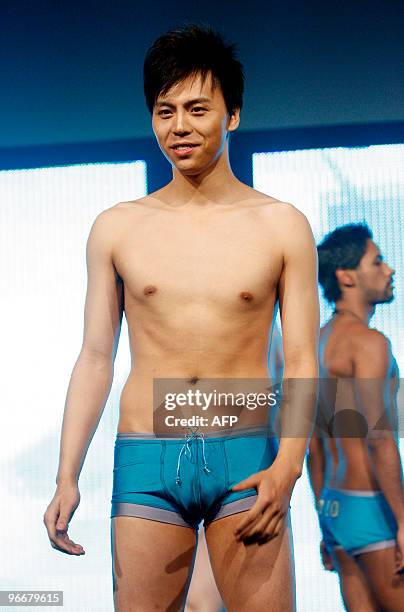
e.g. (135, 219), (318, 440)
(151, 72), (240, 176)
(356, 239), (395, 304)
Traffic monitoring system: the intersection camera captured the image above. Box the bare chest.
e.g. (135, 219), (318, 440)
(112, 207), (283, 312)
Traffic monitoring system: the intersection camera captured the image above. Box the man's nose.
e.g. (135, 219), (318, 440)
(173, 112), (191, 134)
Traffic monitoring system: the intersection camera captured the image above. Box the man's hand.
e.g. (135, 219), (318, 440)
(43, 483), (85, 556)
(320, 540), (334, 571)
(394, 523), (404, 575)
(232, 461), (298, 544)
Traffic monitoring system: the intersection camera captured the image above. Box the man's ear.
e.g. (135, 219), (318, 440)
(228, 108), (240, 132)
(335, 268), (356, 289)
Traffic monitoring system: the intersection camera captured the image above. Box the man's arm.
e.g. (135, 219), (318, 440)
(306, 435), (335, 571)
(233, 204), (319, 542)
(307, 436), (325, 505)
(268, 321), (284, 384)
(355, 331), (404, 526)
(44, 206), (124, 554)
(56, 206), (124, 485)
(275, 204), (319, 474)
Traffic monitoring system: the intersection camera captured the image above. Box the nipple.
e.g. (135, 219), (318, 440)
(143, 285), (157, 296)
(240, 291), (253, 302)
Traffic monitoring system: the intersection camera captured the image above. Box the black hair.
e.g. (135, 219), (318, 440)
(143, 24), (244, 116)
(317, 223), (373, 304)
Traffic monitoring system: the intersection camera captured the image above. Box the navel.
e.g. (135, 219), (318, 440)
(143, 285), (157, 296)
(240, 291), (254, 302)
(188, 376), (199, 385)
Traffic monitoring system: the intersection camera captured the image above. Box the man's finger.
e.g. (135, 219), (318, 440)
(51, 534), (84, 555)
(60, 532), (84, 551)
(50, 540), (73, 555)
(57, 530), (84, 551)
(264, 511), (284, 538)
(241, 505), (279, 541)
(231, 473), (260, 492)
(235, 496), (274, 539)
(322, 555), (334, 571)
(250, 509), (282, 542)
(237, 508), (270, 542)
(51, 540), (84, 556)
(56, 520), (67, 531)
(257, 514), (284, 544)
(394, 549), (404, 574)
(234, 494), (270, 535)
(48, 518), (84, 555)
(320, 543), (334, 571)
(50, 538), (75, 554)
(56, 507), (72, 531)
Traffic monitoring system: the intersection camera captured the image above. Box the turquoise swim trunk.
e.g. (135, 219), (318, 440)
(111, 427), (279, 529)
(318, 487), (397, 556)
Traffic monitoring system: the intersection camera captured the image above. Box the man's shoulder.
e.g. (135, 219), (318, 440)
(88, 199), (147, 247)
(351, 327), (397, 380)
(110, 196), (151, 212)
(94, 197), (152, 223)
(249, 191), (311, 227)
(353, 327), (392, 360)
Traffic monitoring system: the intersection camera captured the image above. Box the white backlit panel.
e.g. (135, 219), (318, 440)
(254, 144), (404, 612)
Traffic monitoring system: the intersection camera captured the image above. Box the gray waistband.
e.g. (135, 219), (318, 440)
(116, 425), (272, 440)
(324, 487), (383, 497)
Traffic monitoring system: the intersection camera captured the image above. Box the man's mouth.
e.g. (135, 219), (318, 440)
(171, 144), (198, 149)
(170, 144), (199, 150)
(170, 144), (199, 157)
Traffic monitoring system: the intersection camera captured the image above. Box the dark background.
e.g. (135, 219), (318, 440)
(1, 0), (403, 148)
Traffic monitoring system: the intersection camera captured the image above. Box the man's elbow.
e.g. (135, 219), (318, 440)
(283, 354), (318, 377)
(79, 346), (114, 369)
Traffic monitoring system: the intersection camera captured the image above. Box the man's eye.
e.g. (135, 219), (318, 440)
(192, 107), (206, 113)
(158, 109), (172, 116)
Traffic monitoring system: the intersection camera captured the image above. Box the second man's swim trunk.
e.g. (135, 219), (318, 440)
(111, 426), (279, 529)
(318, 487), (397, 556)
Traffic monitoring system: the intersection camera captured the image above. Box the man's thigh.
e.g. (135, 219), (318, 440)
(205, 511), (295, 612)
(185, 523), (223, 612)
(332, 548), (378, 612)
(357, 547), (404, 612)
(111, 516), (197, 612)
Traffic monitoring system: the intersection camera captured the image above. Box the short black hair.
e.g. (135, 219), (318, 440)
(143, 24), (244, 116)
(317, 223), (373, 304)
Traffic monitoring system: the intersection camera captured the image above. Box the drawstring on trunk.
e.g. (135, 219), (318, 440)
(175, 431), (211, 485)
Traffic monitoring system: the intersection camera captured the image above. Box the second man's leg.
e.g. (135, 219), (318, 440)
(357, 547), (404, 612)
(332, 548), (378, 612)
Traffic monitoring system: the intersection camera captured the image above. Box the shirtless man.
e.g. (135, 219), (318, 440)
(43, 25), (319, 611)
(184, 320), (284, 612)
(308, 223), (404, 611)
